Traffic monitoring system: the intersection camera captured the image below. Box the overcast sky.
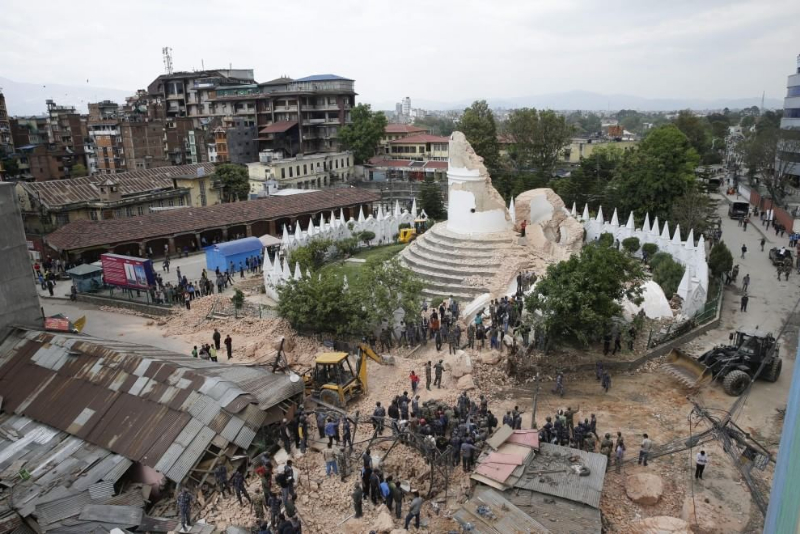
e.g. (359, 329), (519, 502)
(1, 0), (798, 107)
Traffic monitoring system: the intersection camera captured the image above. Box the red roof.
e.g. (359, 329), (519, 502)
(259, 120), (298, 134)
(367, 158), (448, 170)
(388, 134), (449, 144)
(46, 189), (380, 252)
(384, 124), (428, 134)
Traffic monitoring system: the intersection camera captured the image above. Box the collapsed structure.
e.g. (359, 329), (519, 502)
(401, 132), (583, 302)
(0, 327), (303, 532)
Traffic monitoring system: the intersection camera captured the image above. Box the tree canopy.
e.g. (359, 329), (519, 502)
(526, 244), (645, 348)
(339, 104), (388, 164)
(669, 188), (717, 237)
(607, 124), (699, 222)
(352, 258), (425, 326)
(504, 108), (574, 173)
(456, 100), (500, 171)
(214, 163), (250, 202)
(70, 163), (88, 177)
(413, 116), (456, 137)
(417, 176), (446, 219)
(552, 144), (623, 209)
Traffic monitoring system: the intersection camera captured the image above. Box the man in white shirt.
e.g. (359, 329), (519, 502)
(695, 450), (708, 479)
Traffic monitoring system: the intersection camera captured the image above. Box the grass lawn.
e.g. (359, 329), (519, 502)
(320, 243), (406, 281)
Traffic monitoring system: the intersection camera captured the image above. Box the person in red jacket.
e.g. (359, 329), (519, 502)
(520, 220), (527, 237)
(409, 370), (420, 394)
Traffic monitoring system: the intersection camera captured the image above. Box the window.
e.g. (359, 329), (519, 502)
(90, 210), (98, 220)
(335, 160), (339, 169)
(289, 167), (293, 177)
(786, 108), (800, 119)
(126, 207), (134, 217)
(168, 199), (175, 207)
(179, 197), (185, 206)
(296, 166), (300, 176)
(137, 206), (144, 216)
(303, 164), (307, 175)
(55, 213), (70, 226)
(281, 168), (286, 179)
(113, 209), (122, 219)
(788, 86), (800, 97)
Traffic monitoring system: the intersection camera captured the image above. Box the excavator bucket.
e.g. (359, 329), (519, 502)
(661, 349), (713, 389)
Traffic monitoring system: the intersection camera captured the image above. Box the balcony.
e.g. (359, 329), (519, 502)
(303, 118), (326, 125)
(274, 105), (298, 112)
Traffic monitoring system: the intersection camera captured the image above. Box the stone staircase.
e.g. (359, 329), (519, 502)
(400, 223), (517, 300)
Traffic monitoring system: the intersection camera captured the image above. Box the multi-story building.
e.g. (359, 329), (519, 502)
(147, 69), (256, 123)
(779, 54), (800, 183)
(46, 100), (87, 155)
(246, 150), (353, 193)
(402, 96), (411, 116)
(10, 116), (49, 147)
(215, 74), (355, 156)
(379, 124), (429, 154)
(208, 117), (257, 164)
(121, 120), (168, 171)
(387, 133), (449, 161)
(88, 100), (120, 122)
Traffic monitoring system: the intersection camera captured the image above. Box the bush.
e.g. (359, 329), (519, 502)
(708, 242), (733, 278)
(651, 253), (685, 299)
(336, 237), (359, 256)
(622, 237), (640, 254)
(358, 230), (376, 246)
(398, 223), (411, 230)
(289, 238), (335, 271)
(597, 233), (614, 247)
(641, 243), (659, 259)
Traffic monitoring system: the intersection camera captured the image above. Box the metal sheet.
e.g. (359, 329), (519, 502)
(453, 487), (549, 534)
(165, 426), (215, 483)
(35, 491), (92, 526)
(88, 481), (115, 501)
(232, 425), (257, 449)
(101, 457), (132, 482)
(220, 417), (245, 443)
(78, 505), (143, 526)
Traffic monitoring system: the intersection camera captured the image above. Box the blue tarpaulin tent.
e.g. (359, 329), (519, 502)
(205, 237), (263, 274)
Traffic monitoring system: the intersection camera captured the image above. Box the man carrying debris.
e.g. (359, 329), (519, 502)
(176, 487), (193, 531)
(214, 464), (230, 496)
(433, 359), (445, 388)
(231, 469), (252, 506)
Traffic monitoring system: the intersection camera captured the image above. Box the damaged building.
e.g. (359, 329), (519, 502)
(0, 327), (304, 532)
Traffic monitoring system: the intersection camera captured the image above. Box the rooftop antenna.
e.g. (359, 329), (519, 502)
(162, 47), (173, 75)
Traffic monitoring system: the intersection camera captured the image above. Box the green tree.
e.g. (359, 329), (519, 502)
(214, 163), (250, 202)
(70, 163), (88, 177)
(417, 176), (446, 219)
(669, 188), (717, 237)
(289, 238), (336, 272)
(231, 288), (245, 318)
(608, 124), (699, 222)
(339, 104), (388, 164)
(622, 237), (640, 254)
(551, 145), (623, 209)
(1, 157), (20, 179)
(641, 243), (659, 260)
(526, 245), (645, 348)
(674, 110), (711, 159)
(277, 272), (364, 335)
(358, 230), (376, 246)
(352, 258), (424, 325)
(708, 242), (733, 278)
(617, 110), (643, 133)
(649, 252), (685, 299)
(456, 100), (500, 171)
(504, 108), (574, 173)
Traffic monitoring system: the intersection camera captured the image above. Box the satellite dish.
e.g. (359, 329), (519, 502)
(288, 372), (300, 383)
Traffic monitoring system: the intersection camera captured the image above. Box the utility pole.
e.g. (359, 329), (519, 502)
(531, 373), (540, 429)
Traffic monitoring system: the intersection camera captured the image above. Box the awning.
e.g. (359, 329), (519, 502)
(258, 234), (282, 247)
(259, 121), (298, 134)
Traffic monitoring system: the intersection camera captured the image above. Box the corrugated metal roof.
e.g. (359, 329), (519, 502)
(165, 426), (215, 483)
(504, 489), (602, 534)
(0, 328), (302, 486)
(101, 457), (133, 483)
(88, 481), (115, 501)
(512, 443), (607, 508)
(453, 487), (549, 533)
(35, 491), (92, 526)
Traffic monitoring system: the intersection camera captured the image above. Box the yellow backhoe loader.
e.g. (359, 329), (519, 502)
(303, 343), (383, 407)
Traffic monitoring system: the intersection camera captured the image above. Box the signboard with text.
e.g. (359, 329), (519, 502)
(100, 253), (155, 290)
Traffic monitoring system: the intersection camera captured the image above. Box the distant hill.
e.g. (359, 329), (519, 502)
(0, 77), (132, 116)
(368, 90), (783, 112)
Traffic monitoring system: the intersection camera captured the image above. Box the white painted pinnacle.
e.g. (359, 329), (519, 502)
(642, 213), (651, 233)
(611, 208), (619, 227)
(307, 218), (315, 237)
(394, 200), (401, 217)
(339, 207), (345, 223)
(293, 262), (302, 280)
(571, 203), (577, 217)
(282, 224), (290, 244)
(306, 268), (311, 278)
(685, 228), (695, 248)
(508, 196), (516, 222)
(411, 198), (417, 218)
(272, 254), (281, 275)
(294, 222), (302, 240)
(672, 224), (682, 244)
(596, 206), (604, 223)
(626, 212), (635, 230)
(582, 204), (590, 221)
(282, 258), (291, 280)
(264, 250), (273, 272)
(343, 274), (349, 290)
(651, 217), (660, 236)
(697, 235), (706, 258)
(358, 206), (365, 223)
(660, 221), (670, 240)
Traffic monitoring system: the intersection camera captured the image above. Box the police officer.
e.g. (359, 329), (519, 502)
(352, 483), (363, 518)
(434, 359), (444, 388)
(176, 487), (193, 531)
(214, 464), (229, 496)
(600, 433), (614, 470)
(425, 361), (432, 390)
(231, 469), (251, 506)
